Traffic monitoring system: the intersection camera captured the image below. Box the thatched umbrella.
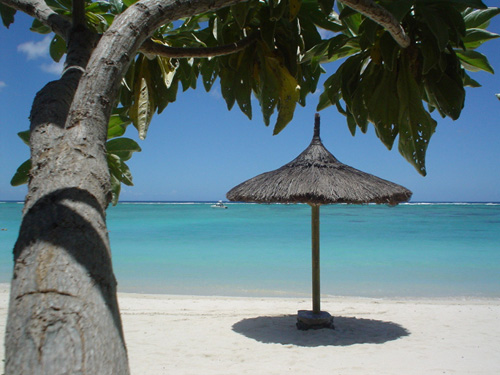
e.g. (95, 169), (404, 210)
(227, 114), (412, 329)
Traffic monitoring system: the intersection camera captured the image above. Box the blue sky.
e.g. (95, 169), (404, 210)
(1, 3), (499, 203)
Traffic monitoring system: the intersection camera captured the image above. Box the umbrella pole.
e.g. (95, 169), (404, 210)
(297, 203), (333, 330)
(311, 204), (320, 314)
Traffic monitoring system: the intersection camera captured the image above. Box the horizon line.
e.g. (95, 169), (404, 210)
(1, 200), (499, 205)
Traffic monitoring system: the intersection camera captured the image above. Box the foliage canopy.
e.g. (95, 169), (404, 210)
(2, 0), (498, 202)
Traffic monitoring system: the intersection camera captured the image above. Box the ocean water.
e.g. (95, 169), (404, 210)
(0, 201), (499, 298)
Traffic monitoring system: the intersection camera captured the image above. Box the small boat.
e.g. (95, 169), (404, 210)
(211, 200), (228, 209)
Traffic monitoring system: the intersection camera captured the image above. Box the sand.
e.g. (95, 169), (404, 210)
(0, 284), (499, 374)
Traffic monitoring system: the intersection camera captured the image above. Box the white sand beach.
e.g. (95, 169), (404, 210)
(0, 284), (499, 374)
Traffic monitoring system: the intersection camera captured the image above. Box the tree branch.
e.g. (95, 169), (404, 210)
(140, 33), (257, 58)
(67, 0), (248, 172)
(0, 0), (71, 38)
(72, 0), (85, 28)
(339, 0), (410, 48)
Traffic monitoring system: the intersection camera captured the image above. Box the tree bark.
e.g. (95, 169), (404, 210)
(1, 0), (71, 38)
(5, 22), (131, 373)
(140, 34), (257, 58)
(339, 0), (410, 48)
(5, 0), (245, 374)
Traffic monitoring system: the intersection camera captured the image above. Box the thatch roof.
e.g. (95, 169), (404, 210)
(227, 114), (412, 205)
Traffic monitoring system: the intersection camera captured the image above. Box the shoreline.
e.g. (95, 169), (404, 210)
(1, 285), (499, 374)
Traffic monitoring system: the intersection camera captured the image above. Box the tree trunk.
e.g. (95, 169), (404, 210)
(5, 184), (129, 374)
(5, 24), (130, 374)
(4, 1), (245, 373)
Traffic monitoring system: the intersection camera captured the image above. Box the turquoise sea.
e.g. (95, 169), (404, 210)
(0, 201), (499, 298)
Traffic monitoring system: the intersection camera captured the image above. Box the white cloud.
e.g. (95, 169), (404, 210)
(17, 36), (51, 60)
(209, 86), (222, 100)
(17, 36), (65, 76)
(41, 61), (64, 75)
(0, 81), (6, 91)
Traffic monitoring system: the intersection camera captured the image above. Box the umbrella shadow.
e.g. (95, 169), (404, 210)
(232, 315), (409, 347)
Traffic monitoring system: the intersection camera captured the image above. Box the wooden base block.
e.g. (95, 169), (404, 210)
(296, 310), (334, 330)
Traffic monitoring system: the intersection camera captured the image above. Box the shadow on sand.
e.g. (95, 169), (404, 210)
(232, 315), (409, 347)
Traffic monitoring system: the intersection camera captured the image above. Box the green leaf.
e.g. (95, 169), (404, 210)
(107, 138), (141, 161)
(256, 62), (278, 126)
(325, 44), (360, 63)
(339, 54), (363, 110)
(374, 122), (399, 150)
(418, 6), (449, 51)
(464, 7), (500, 29)
(274, 69), (300, 134)
(327, 34), (350, 59)
(339, 4), (362, 35)
(54, 0), (72, 11)
(358, 18), (380, 50)
(463, 28), (499, 49)
(298, 63), (322, 106)
(463, 72), (481, 87)
(164, 78), (179, 105)
(156, 56), (177, 88)
(268, 0), (286, 21)
(440, 5), (467, 47)
(318, 0), (334, 15)
(30, 19), (51, 34)
(396, 58), (437, 176)
(49, 35), (67, 62)
(346, 112), (357, 136)
(350, 86), (368, 132)
(45, 0), (68, 12)
(101, 14), (115, 26)
(301, 40), (330, 64)
(255, 44), (299, 132)
(380, 0), (413, 22)
(129, 57), (155, 140)
(231, 49), (254, 120)
(145, 57), (173, 114)
(419, 34), (440, 74)
(424, 68), (465, 120)
(122, 0), (138, 8)
(220, 68), (236, 111)
(178, 58), (197, 91)
(456, 50), (495, 73)
(107, 154), (133, 186)
(299, 1), (344, 33)
(289, 0), (302, 20)
(316, 90), (332, 111)
(107, 150), (133, 205)
(364, 68), (400, 148)
(455, 0), (487, 8)
(320, 67), (343, 109)
(120, 59), (135, 107)
(338, 4), (357, 20)
(200, 58), (218, 92)
(110, 174), (121, 206)
(85, 12), (109, 33)
(109, 0), (124, 14)
(85, 1), (111, 13)
(379, 32), (399, 72)
(260, 11), (277, 51)
(0, 4), (16, 28)
(235, 74), (252, 120)
(231, 2), (250, 28)
(17, 130), (30, 145)
(108, 112), (132, 139)
(11, 159), (31, 186)
(418, 0), (486, 9)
